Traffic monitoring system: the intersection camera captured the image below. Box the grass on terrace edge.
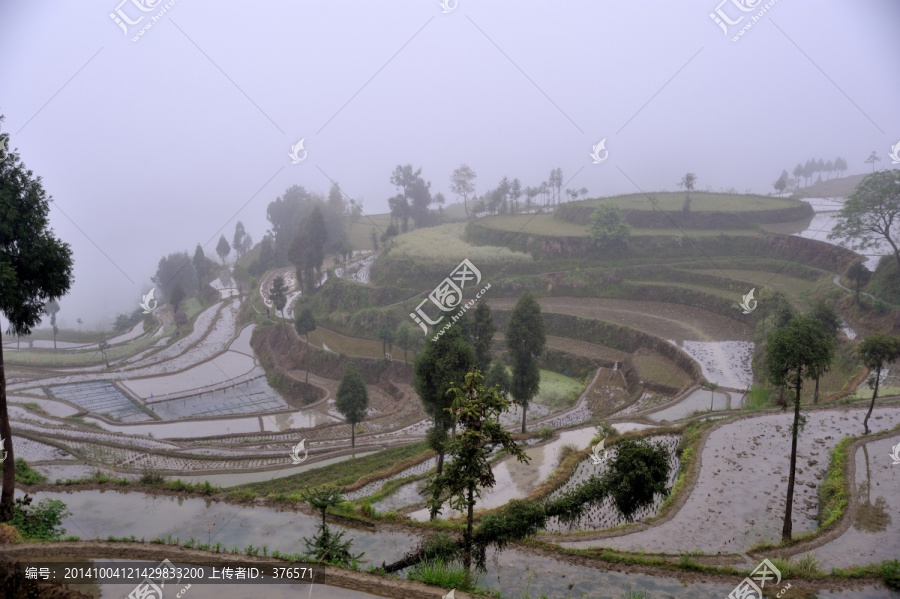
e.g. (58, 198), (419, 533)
(233, 440), (430, 498)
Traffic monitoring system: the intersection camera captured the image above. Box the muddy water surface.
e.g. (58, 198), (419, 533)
(407, 426), (598, 521)
(647, 388), (731, 421)
(11, 490), (897, 599)
(28, 490), (417, 565)
(562, 406), (900, 561)
(812, 434), (900, 567)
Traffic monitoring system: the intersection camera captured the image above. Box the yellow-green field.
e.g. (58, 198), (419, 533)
(478, 214), (763, 237)
(533, 368), (584, 408)
(390, 222), (532, 263)
(581, 192), (801, 212)
(713, 269), (823, 297)
(307, 327), (406, 360)
(347, 213), (394, 251)
(632, 352), (690, 389)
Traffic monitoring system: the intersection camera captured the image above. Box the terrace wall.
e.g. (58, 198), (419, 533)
(554, 195), (813, 229)
(465, 221), (860, 273)
(491, 310), (704, 388)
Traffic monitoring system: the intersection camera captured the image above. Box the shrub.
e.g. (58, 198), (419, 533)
(557, 443), (578, 468)
(795, 553), (821, 575)
(408, 559), (478, 592)
(14, 459), (47, 485)
(595, 421), (617, 441)
(537, 426), (554, 441)
(140, 466), (165, 485)
(881, 559), (900, 591)
(8, 495), (71, 541)
(0, 523), (22, 544)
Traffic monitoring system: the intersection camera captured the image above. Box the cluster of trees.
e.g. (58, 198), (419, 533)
(774, 156), (850, 192)
(252, 184), (354, 290)
(387, 164), (442, 232)
(154, 220), (256, 318)
(413, 293), (546, 496)
(385, 369), (672, 581)
(450, 164), (582, 220)
(761, 292), (900, 541)
(370, 164), (586, 247)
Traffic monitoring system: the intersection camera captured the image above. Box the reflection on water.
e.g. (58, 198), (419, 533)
(408, 426), (598, 521)
(10, 490), (896, 599)
(854, 445), (892, 533)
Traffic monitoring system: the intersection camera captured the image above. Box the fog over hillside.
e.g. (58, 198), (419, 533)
(1, 1), (898, 326)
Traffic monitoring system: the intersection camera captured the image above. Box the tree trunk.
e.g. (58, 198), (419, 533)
(521, 402), (528, 434)
(351, 422), (355, 448)
(382, 546), (429, 573)
(305, 333), (310, 384)
(813, 376), (820, 405)
(864, 366), (881, 435)
(782, 378), (802, 541)
(855, 278), (860, 305)
(463, 484), (475, 579)
(429, 449), (445, 522)
(0, 328), (14, 521)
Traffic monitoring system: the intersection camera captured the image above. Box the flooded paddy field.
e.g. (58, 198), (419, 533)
(147, 376), (289, 420)
(674, 340), (753, 390)
(561, 405), (900, 562)
(22, 490), (418, 566)
(408, 426), (598, 521)
(811, 434), (900, 568)
(647, 387), (734, 422)
(543, 435), (681, 533)
(49, 381), (152, 422)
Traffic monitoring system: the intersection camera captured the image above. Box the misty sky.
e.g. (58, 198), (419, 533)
(1, 1), (899, 328)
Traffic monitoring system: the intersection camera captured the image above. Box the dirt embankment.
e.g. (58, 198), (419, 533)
(252, 324), (412, 405)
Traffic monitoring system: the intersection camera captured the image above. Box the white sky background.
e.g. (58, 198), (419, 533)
(1, 1), (899, 328)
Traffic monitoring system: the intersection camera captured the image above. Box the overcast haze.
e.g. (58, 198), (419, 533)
(1, 0), (899, 328)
